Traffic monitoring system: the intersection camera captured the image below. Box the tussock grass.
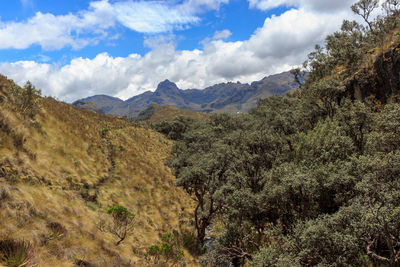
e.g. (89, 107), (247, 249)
(0, 75), (197, 266)
(0, 239), (35, 267)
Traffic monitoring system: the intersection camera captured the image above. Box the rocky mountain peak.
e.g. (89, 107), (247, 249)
(155, 79), (180, 95)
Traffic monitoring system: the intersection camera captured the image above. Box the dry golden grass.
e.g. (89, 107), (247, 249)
(0, 75), (197, 266)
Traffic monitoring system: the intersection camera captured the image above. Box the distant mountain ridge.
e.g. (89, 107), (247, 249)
(73, 71), (298, 117)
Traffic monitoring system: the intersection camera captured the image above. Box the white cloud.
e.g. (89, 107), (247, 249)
(186, 0), (229, 9)
(0, 0), (230, 50)
(0, 4), (357, 102)
(213, 29), (232, 39)
(113, 2), (199, 34)
(112, 0), (230, 33)
(0, 0), (115, 50)
(200, 29), (232, 45)
(248, 0), (356, 12)
(143, 34), (178, 49)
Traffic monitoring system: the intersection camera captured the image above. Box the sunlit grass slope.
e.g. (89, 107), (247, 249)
(0, 75), (196, 266)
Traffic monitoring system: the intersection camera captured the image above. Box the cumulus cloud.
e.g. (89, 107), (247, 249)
(0, 0), (229, 50)
(0, 5), (357, 102)
(0, 1), (115, 50)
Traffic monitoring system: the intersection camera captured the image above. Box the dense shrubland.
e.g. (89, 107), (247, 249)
(165, 1), (400, 266)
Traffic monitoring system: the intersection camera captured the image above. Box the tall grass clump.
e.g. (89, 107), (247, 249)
(0, 239), (35, 267)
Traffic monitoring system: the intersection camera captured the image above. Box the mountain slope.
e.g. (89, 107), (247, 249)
(136, 104), (209, 123)
(78, 94), (126, 115)
(74, 71), (298, 117)
(72, 100), (103, 114)
(0, 75), (196, 266)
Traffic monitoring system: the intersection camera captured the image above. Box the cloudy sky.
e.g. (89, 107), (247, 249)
(0, 0), (359, 102)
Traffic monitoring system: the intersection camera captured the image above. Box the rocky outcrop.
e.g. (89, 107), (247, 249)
(349, 38), (400, 103)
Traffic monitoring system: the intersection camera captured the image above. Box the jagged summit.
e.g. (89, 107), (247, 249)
(73, 71), (298, 117)
(157, 79), (176, 87)
(154, 79), (181, 95)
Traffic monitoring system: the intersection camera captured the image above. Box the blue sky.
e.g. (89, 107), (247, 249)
(0, 0), (358, 101)
(0, 1), (286, 63)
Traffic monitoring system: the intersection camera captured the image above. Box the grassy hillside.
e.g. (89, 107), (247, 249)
(0, 75), (196, 266)
(136, 105), (208, 123)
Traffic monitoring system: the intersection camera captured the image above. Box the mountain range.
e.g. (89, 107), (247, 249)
(73, 71), (298, 117)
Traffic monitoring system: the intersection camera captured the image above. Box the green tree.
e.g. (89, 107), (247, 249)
(383, 0), (400, 15)
(10, 81), (41, 118)
(171, 114), (243, 245)
(352, 0), (379, 31)
(152, 116), (195, 140)
(98, 205), (135, 245)
(168, 2), (400, 265)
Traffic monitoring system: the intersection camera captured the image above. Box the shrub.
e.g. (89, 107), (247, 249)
(0, 239), (35, 267)
(10, 81), (41, 119)
(98, 205), (135, 245)
(251, 247), (299, 267)
(145, 245), (161, 264)
(145, 232), (184, 265)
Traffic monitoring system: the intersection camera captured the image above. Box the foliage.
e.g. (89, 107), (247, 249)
(145, 232), (184, 265)
(98, 205), (135, 245)
(151, 116), (196, 140)
(250, 246), (299, 267)
(169, 1), (400, 266)
(10, 81), (41, 119)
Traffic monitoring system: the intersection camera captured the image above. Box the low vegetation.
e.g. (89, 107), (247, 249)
(145, 232), (185, 266)
(0, 74), (196, 265)
(0, 239), (35, 267)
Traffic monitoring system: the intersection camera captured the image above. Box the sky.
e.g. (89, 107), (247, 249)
(0, 0), (359, 102)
